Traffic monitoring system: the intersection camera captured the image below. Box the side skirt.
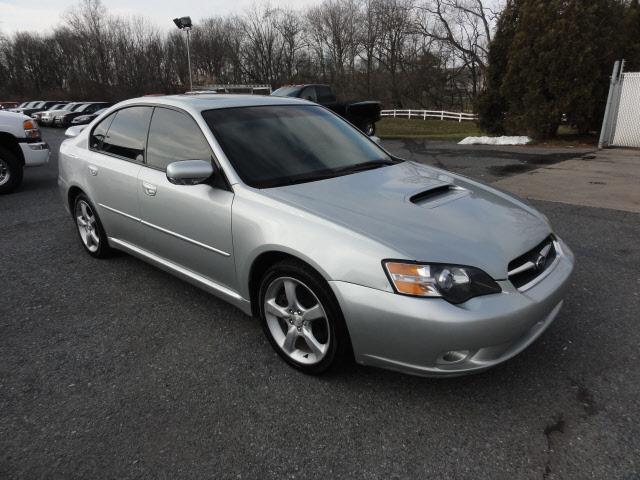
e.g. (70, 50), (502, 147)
(109, 237), (252, 316)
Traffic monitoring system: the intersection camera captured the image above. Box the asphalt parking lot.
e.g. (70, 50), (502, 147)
(1, 129), (639, 479)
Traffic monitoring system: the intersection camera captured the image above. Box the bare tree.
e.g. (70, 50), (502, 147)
(306, 0), (361, 95)
(0, 0), (493, 110)
(375, 0), (414, 107)
(415, 0), (496, 97)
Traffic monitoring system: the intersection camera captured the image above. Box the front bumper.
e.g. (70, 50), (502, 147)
(20, 142), (50, 167)
(330, 240), (574, 377)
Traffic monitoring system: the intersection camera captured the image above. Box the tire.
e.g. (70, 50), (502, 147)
(0, 145), (23, 195)
(73, 193), (112, 258)
(363, 121), (376, 136)
(258, 259), (350, 375)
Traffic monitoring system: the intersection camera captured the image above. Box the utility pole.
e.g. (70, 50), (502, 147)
(173, 16), (194, 91)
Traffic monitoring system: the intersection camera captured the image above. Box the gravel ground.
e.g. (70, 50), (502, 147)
(1, 129), (638, 479)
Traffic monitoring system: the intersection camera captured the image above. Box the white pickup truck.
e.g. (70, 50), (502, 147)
(0, 110), (51, 194)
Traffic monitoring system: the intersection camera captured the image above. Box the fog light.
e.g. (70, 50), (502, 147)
(438, 350), (470, 364)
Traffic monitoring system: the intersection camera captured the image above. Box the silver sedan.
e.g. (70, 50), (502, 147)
(58, 95), (574, 376)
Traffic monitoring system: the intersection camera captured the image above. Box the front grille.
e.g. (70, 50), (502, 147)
(508, 235), (557, 289)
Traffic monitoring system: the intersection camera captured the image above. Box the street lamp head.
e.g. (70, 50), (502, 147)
(173, 16), (192, 29)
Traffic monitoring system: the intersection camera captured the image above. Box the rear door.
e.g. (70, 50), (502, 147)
(84, 106), (153, 246)
(136, 106), (236, 291)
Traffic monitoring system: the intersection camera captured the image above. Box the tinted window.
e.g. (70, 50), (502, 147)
(90, 113), (116, 150)
(100, 107), (153, 161)
(316, 86), (335, 103)
(271, 86), (303, 97)
(300, 87), (317, 102)
(146, 107), (212, 171)
(203, 105), (392, 188)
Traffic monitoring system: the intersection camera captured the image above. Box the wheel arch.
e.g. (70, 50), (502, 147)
(0, 132), (25, 166)
(248, 250), (330, 318)
(67, 185), (85, 214)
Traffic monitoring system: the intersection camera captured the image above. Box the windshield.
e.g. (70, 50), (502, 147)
(68, 103), (84, 111)
(203, 105), (393, 188)
(271, 86), (302, 97)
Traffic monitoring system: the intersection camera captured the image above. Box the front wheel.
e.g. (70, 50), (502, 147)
(0, 146), (23, 194)
(258, 259), (350, 374)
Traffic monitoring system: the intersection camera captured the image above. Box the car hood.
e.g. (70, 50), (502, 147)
(260, 161), (551, 279)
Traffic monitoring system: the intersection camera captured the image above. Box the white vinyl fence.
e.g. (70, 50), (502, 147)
(599, 61), (640, 148)
(381, 109), (478, 122)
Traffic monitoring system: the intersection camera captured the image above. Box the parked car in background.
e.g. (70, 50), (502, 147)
(272, 84), (381, 136)
(58, 95), (574, 376)
(55, 102), (111, 128)
(0, 110), (50, 194)
(14, 101), (46, 116)
(33, 103), (69, 123)
(20, 101), (66, 118)
(0, 102), (20, 110)
(40, 102), (85, 126)
(10, 101), (40, 113)
(70, 108), (108, 126)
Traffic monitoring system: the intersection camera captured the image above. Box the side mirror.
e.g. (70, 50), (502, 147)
(65, 125), (86, 138)
(371, 136), (382, 146)
(166, 160), (214, 185)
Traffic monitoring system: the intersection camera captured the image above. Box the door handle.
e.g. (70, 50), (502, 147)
(88, 165), (98, 176)
(142, 181), (157, 196)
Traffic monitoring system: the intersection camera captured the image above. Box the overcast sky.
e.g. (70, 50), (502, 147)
(0, 0), (325, 35)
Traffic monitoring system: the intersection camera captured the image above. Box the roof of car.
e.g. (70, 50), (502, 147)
(119, 94), (307, 112)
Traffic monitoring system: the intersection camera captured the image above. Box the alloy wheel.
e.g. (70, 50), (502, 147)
(263, 276), (330, 365)
(0, 158), (10, 187)
(75, 200), (100, 253)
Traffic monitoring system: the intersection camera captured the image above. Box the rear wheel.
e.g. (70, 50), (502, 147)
(258, 259), (349, 374)
(0, 145), (23, 195)
(73, 193), (111, 258)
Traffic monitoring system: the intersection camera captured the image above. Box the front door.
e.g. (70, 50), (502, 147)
(136, 106), (237, 293)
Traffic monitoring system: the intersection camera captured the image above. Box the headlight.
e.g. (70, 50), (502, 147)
(383, 261), (501, 304)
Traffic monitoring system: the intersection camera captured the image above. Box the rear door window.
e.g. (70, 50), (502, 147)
(90, 113), (116, 150)
(94, 106), (153, 162)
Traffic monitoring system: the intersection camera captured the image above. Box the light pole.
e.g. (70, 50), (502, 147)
(173, 16), (193, 91)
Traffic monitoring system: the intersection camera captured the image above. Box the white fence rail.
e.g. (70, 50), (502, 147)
(381, 109), (478, 122)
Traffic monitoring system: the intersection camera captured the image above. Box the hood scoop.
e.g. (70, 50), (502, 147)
(409, 184), (469, 208)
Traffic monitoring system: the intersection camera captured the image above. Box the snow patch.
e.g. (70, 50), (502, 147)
(458, 136), (531, 146)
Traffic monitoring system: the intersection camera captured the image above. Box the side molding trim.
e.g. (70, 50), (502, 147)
(98, 203), (230, 257)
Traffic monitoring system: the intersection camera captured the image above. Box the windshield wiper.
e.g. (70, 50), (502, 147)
(260, 159), (397, 188)
(331, 159), (396, 175)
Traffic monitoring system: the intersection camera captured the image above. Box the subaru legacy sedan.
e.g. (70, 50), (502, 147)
(58, 95), (574, 376)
